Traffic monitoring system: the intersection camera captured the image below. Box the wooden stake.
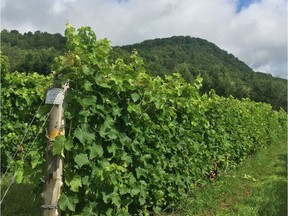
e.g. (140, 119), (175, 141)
(42, 82), (68, 216)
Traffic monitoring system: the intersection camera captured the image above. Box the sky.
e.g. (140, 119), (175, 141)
(1, 0), (287, 79)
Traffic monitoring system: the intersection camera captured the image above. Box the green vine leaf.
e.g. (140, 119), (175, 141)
(74, 125), (95, 145)
(131, 92), (140, 102)
(59, 193), (79, 211)
(52, 135), (66, 155)
(64, 136), (73, 151)
(69, 174), (82, 192)
(14, 168), (24, 184)
(81, 95), (97, 107)
(29, 150), (42, 169)
(74, 153), (90, 168)
(89, 144), (104, 159)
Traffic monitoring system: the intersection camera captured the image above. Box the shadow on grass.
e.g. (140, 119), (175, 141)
(1, 182), (41, 216)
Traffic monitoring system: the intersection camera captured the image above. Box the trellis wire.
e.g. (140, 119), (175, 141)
(0, 83), (69, 205)
(0, 109), (52, 205)
(0, 99), (44, 184)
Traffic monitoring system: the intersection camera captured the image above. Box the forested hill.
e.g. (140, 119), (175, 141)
(0, 29), (66, 74)
(1, 30), (287, 111)
(113, 36), (287, 111)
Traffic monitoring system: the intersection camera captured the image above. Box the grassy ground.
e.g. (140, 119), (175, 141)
(168, 139), (287, 216)
(1, 140), (287, 216)
(0, 176), (42, 216)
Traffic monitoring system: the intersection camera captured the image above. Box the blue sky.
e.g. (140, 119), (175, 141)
(1, 0), (287, 78)
(237, 0), (259, 12)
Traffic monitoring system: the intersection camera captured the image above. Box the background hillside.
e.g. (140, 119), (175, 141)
(1, 30), (287, 111)
(0, 29), (66, 75)
(113, 36), (287, 111)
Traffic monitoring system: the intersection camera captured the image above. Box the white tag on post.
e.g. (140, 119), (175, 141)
(45, 88), (65, 105)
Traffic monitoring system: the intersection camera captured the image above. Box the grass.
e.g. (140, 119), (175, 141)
(1, 139), (287, 215)
(0, 174), (42, 216)
(167, 139), (287, 216)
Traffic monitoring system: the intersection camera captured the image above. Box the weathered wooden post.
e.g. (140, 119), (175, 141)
(42, 81), (69, 216)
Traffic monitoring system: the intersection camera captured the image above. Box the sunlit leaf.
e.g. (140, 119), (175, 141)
(69, 174), (82, 192)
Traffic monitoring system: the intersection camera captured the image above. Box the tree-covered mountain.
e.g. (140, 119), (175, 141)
(112, 36), (287, 111)
(1, 30), (286, 111)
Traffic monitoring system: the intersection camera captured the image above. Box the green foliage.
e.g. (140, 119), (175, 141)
(1, 29), (286, 111)
(47, 24), (287, 215)
(115, 36), (287, 111)
(175, 139), (287, 216)
(59, 193), (79, 212)
(0, 52), (10, 76)
(0, 175), (42, 216)
(1, 29), (66, 75)
(1, 29), (66, 50)
(0, 70), (52, 179)
(1, 24), (286, 215)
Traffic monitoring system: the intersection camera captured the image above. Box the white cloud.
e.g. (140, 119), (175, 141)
(1, 0), (287, 78)
(225, 0), (287, 76)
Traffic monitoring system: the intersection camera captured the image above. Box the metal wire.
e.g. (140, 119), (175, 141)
(0, 174), (15, 205)
(0, 83), (69, 206)
(0, 111), (51, 206)
(0, 99), (44, 184)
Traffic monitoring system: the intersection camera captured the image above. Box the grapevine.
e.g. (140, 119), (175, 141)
(1, 25), (286, 215)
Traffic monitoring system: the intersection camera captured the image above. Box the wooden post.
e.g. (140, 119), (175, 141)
(42, 82), (68, 216)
